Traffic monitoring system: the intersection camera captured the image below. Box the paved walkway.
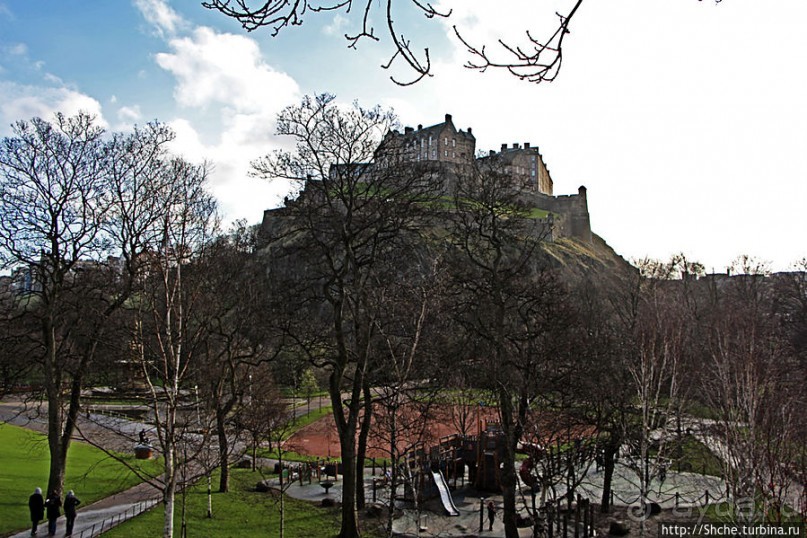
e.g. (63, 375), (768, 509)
(1, 399), (163, 538)
(0, 394), (328, 538)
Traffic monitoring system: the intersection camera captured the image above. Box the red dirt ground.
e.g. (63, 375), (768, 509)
(283, 403), (593, 459)
(284, 403), (500, 459)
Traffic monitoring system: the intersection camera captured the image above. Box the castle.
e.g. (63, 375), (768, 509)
(261, 114), (592, 243)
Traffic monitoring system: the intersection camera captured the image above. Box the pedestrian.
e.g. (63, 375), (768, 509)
(63, 490), (81, 537)
(44, 492), (61, 537)
(487, 500), (497, 531)
(28, 487), (45, 536)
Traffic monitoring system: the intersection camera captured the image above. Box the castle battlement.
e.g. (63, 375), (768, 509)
(262, 114), (592, 243)
(383, 114), (591, 242)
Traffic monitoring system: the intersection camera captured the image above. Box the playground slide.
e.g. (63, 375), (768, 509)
(431, 470), (460, 516)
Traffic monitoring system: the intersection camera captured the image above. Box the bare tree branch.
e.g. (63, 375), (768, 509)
(453, 0), (583, 84)
(202, 0), (450, 85)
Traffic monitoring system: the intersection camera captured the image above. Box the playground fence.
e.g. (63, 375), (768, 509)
(608, 488), (728, 507)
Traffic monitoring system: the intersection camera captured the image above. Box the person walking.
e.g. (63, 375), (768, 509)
(28, 487), (45, 536)
(44, 492), (61, 537)
(487, 500), (497, 532)
(63, 491), (81, 537)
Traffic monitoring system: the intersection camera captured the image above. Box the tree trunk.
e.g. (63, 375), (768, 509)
(355, 383), (373, 510)
(338, 439), (360, 538)
(600, 442), (618, 513)
(498, 387), (520, 538)
(217, 411), (230, 492)
(163, 441), (176, 538)
(44, 317), (66, 497)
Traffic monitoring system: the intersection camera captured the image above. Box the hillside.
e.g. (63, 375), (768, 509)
(541, 233), (636, 280)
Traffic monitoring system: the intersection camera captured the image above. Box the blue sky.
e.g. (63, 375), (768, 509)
(1, 0), (806, 271)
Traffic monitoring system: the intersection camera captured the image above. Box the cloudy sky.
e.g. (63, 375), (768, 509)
(1, 0), (805, 271)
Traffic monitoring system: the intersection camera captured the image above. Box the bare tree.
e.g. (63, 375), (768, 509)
(447, 162), (563, 538)
(189, 222), (279, 492)
(606, 257), (697, 534)
(253, 93), (438, 538)
(0, 113), (175, 498)
(700, 257), (805, 523)
(131, 157), (219, 538)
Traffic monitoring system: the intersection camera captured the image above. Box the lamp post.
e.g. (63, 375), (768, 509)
(479, 497), (485, 534)
(193, 385), (201, 429)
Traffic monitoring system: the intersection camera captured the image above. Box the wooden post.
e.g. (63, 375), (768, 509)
(547, 503), (554, 538)
(582, 499), (589, 538)
(563, 511), (568, 538)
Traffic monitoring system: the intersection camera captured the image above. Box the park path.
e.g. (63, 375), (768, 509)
(1, 398), (162, 538)
(0, 394), (327, 537)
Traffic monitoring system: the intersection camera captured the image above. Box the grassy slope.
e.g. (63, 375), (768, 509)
(0, 423), (161, 535)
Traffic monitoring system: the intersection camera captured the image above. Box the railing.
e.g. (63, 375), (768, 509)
(76, 499), (159, 538)
(608, 488), (728, 508)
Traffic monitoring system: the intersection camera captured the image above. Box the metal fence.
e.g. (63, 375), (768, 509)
(76, 499), (159, 538)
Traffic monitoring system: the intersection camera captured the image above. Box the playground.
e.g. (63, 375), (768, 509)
(277, 413), (730, 538)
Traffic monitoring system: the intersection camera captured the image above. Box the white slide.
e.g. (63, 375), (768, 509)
(431, 470), (460, 516)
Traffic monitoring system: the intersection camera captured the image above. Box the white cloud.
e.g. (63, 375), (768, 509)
(6, 43), (27, 56)
(323, 14), (348, 36)
(134, 0), (185, 38)
(114, 104), (143, 131)
(43, 72), (65, 85)
(0, 82), (107, 135)
(155, 27), (299, 114)
(134, 0), (302, 223)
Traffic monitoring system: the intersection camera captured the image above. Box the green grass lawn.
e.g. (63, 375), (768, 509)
(0, 423), (162, 535)
(104, 468), (384, 538)
(674, 435), (723, 477)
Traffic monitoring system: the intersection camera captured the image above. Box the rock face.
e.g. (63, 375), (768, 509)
(255, 480), (275, 493)
(609, 520), (631, 536)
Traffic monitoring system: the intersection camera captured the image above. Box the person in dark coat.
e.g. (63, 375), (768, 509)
(487, 500), (497, 531)
(44, 493), (61, 537)
(28, 487), (45, 536)
(63, 491), (81, 537)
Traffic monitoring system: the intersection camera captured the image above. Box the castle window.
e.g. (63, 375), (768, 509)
(444, 150), (448, 157)
(444, 137), (448, 145)
(429, 136), (432, 145)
